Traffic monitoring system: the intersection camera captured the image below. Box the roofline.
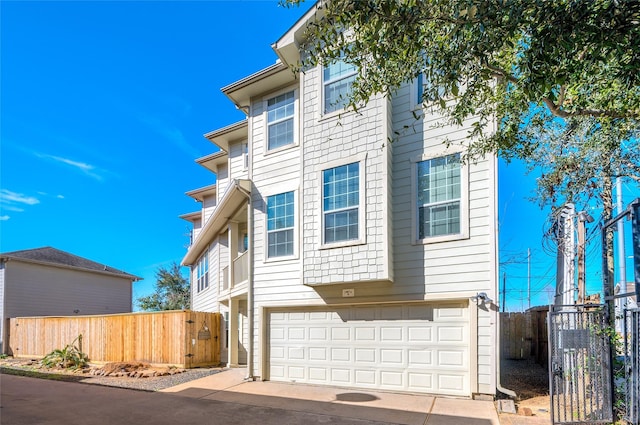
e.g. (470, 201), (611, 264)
(195, 151), (227, 164)
(220, 62), (288, 97)
(0, 255), (143, 282)
(203, 120), (248, 140)
(182, 179), (251, 266)
(179, 211), (201, 221)
(185, 183), (217, 199)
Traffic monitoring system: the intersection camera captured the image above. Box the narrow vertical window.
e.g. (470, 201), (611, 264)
(417, 154), (461, 238)
(267, 91), (295, 150)
(196, 251), (209, 292)
(242, 142), (249, 169)
(323, 162), (359, 243)
(323, 58), (357, 114)
(267, 191), (294, 257)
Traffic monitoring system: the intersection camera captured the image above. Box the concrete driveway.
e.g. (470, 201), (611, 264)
(162, 368), (499, 425)
(1, 369), (499, 425)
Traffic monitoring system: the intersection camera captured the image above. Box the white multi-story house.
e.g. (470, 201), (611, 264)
(181, 9), (499, 398)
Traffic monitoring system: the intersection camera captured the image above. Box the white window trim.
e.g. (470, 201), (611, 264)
(319, 153), (367, 249)
(410, 150), (469, 244)
(263, 183), (299, 263)
(195, 249), (210, 293)
(320, 59), (358, 118)
(263, 88), (299, 156)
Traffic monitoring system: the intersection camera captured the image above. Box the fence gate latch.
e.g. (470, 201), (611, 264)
(185, 320), (194, 324)
(185, 353), (194, 358)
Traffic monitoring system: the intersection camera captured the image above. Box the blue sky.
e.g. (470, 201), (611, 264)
(1, 1), (637, 311)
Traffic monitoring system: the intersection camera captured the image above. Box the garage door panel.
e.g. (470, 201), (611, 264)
(309, 347), (327, 361)
(408, 326), (432, 341)
(309, 327), (327, 340)
(437, 326), (466, 342)
(408, 349), (433, 365)
(268, 303), (470, 395)
(355, 348), (376, 363)
(380, 327), (403, 341)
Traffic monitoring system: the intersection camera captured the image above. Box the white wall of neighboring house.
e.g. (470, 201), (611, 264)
(1, 260), (133, 350)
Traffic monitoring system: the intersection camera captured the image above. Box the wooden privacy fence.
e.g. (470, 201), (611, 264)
(8, 310), (221, 368)
(500, 307), (548, 366)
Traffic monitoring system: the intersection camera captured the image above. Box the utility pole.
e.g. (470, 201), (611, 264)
(577, 211), (594, 305)
(527, 248), (531, 310)
(616, 178), (627, 290)
(502, 272), (506, 312)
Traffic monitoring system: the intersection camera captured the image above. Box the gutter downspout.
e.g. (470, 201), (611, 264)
(492, 117), (517, 400)
(236, 157), (254, 379)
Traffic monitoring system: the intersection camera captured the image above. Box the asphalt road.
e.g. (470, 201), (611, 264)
(0, 374), (400, 425)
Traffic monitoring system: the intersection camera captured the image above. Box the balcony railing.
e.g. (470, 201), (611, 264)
(233, 251), (248, 286)
(220, 251), (248, 294)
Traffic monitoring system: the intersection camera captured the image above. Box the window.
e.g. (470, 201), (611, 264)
(323, 162), (359, 243)
(242, 142), (248, 169)
(267, 191), (294, 257)
(196, 252), (209, 292)
(414, 71), (447, 107)
(267, 91), (295, 150)
(417, 153), (461, 239)
(323, 58), (357, 114)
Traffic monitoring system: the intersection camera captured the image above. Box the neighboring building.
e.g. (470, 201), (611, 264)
(0, 247), (140, 352)
(181, 9), (499, 397)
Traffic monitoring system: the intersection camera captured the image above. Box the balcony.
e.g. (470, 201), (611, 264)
(220, 251), (248, 297)
(233, 251), (248, 285)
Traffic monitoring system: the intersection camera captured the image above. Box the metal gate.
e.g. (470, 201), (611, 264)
(549, 306), (613, 424)
(624, 308), (640, 425)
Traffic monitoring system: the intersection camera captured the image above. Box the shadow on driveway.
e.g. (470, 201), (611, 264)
(1, 373), (497, 425)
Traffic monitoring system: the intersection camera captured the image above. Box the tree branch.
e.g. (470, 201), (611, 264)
(542, 97), (639, 119)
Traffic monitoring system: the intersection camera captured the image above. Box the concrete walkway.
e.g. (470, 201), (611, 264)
(162, 368), (500, 425)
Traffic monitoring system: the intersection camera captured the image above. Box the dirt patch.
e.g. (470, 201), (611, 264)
(89, 362), (187, 378)
(499, 358), (550, 423)
(0, 358), (187, 378)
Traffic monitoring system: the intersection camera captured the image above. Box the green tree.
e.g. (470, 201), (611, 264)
(137, 262), (190, 311)
(285, 0), (640, 213)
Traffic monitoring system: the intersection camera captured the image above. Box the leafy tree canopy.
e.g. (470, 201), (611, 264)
(137, 262), (190, 311)
(285, 0), (640, 212)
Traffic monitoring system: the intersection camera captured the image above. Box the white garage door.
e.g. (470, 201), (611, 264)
(268, 302), (470, 395)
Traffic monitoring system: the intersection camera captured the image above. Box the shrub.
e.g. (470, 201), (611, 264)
(41, 335), (88, 370)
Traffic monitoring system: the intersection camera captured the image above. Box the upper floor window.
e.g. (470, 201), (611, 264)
(417, 153), (461, 239)
(196, 251), (209, 293)
(323, 162), (359, 243)
(267, 91), (295, 150)
(414, 72), (447, 108)
(323, 58), (357, 114)
(267, 191), (295, 257)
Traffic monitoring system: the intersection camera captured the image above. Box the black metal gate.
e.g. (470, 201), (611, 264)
(624, 308), (640, 425)
(549, 306), (613, 424)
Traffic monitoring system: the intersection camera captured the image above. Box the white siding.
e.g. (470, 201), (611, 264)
(216, 163), (230, 203)
(202, 194), (216, 223)
(184, 54), (497, 395)
(300, 65), (393, 285)
(2, 261), (132, 333)
(391, 82), (497, 394)
(229, 139), (249, 180)
(191, 239), (220, 313)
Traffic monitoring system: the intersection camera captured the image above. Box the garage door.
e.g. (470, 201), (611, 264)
(267, 302), (470, 395)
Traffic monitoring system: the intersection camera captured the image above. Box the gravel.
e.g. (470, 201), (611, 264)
(79, 367), (223, 391)
(0, 361), (223, 392)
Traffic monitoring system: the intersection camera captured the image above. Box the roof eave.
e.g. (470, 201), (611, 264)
(0, 256), (143, 282)
(182, 179), (252, 266)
